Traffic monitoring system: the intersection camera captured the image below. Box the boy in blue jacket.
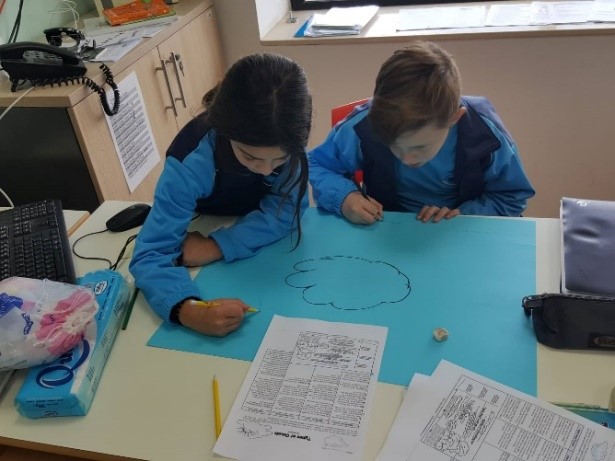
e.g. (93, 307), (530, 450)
(309, 41), (535, 225)
(130, 54), (312, 337)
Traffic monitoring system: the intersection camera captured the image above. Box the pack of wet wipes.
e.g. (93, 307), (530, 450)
(15, 270), (130, 418)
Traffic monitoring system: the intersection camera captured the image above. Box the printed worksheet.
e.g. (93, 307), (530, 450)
(213, 315), (388, 461)
(104, 72), (160, 192)
(377, 360), (615, 461)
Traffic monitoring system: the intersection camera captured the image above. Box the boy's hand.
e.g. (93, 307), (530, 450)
(180, 232), (223, 267)
(341, 192), (384, 225)
(178, 298), (251, 337)
(417, 205), (460, 223)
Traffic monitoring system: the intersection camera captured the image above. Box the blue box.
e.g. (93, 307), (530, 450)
(14, 270), (131, 418)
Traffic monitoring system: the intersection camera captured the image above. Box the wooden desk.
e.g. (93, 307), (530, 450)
(64, 210), (91, 237)
(0, 201), (612, 461)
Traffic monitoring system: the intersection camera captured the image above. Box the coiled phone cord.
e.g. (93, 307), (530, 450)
(9, 63), (121, 116)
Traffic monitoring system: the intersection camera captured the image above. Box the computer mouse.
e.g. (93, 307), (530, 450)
(106, 203), (151, 232)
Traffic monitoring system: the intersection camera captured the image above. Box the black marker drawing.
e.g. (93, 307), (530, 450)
(237, 419), (272, 439)
(285, 256), (411, 310)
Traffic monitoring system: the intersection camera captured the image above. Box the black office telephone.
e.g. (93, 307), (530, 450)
(0, 42), (120, 116)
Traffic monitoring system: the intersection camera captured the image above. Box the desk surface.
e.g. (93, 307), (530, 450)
(0, 201), (612, 461)
(64, 210), (91, 237)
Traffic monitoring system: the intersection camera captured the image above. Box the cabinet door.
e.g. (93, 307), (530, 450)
(69, 47), (179, 202)
(158, 6), (225, 129)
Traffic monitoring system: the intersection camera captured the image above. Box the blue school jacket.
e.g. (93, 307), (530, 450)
(309, 96), (535, 216)
(129, 121), (307, 324)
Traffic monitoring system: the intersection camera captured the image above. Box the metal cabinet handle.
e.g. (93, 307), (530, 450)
(169, 52), (186, 109)
(155, 58), (178, 116)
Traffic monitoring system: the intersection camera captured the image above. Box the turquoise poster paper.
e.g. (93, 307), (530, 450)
(148, 209), (537, 394)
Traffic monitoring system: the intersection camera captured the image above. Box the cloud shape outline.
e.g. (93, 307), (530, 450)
(285, 255), (411, 310)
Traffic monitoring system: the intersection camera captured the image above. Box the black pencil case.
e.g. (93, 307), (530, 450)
(522, 293), (615, 350)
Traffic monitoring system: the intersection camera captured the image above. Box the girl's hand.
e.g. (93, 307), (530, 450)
(180, 232), (223, 267)
(417, 205), (460, 223)
(341, 192), (384, 225)
(178, 298), (251, 337)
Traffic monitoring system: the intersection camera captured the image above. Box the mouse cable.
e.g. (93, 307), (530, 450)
(73, 212), (199, 271)
(71, 228), (113, 268)
(72, 229), (137, 270)
(110, 234), (137, 270)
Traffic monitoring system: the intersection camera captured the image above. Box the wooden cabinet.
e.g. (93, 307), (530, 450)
(157, 7), (225, 129)
(0, 0), (224, 211)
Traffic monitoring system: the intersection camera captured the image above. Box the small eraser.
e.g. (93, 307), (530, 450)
(433, 327), (449, 342)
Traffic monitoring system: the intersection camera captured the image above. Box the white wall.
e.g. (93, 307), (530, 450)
(0, 1), (95, 43)
(214, 0), (615, 218)
(254, 0), (289, 39)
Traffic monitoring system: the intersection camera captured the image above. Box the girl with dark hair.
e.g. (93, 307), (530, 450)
(130, 53), (312, 337)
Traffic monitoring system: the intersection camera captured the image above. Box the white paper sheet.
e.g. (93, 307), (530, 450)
(590, 0), (615, 22)
(82, 15), (178, 37)
(104, 72), (160, 192)
(530, 1), (593, 24)
(311, 5), (379, 29)
(485, 4), (532, 26)
(377, 360), (615, 461)
(213, 315), (388, 461)
(90, 38), (141, 62)
(397, 6), (486, 30)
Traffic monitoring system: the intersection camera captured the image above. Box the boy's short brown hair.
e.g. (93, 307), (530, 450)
(369, 41), (462, 146)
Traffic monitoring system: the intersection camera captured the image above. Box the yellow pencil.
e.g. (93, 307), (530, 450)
(189, 299), (259, 313)
(212, 375), (222, 438)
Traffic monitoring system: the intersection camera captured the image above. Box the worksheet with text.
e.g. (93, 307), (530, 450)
(214, 315), (388, 461)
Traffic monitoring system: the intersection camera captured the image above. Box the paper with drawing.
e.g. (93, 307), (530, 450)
(377, 360), (615, 461)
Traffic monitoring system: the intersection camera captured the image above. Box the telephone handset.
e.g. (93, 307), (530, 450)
(0, 42), (86, 80)
(0, 42), (120, 116)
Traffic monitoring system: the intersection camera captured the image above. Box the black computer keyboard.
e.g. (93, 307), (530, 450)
(0, 199), (76, 283)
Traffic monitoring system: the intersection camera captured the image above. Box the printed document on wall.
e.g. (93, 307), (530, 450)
(213, 315), (388, 461)
(376, 360), (615, 461)
(105, 71), (160, 192)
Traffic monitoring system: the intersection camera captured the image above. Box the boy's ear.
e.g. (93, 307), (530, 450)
(449, 107), (467, 126)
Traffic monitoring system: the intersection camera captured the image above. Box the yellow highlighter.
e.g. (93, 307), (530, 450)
(188, 299), (259, 313)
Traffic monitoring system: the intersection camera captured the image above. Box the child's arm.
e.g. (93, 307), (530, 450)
(308, 126), (364, 215)
(129, 155), (213, 323)
(208, 164), (309, 262)
(457, 127), (535, 217)
(180, 231), (222, 267)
